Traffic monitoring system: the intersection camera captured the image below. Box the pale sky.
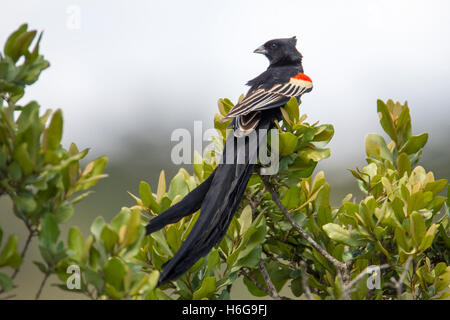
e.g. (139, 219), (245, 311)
(1, 0), (449, 176)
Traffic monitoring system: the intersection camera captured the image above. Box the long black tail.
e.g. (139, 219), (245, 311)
(145, 118), (272, 286)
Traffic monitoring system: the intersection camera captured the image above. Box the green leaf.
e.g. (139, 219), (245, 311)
(147, 270), (160, 292)
(323, 223), (365, 247)
(39, 214), (60, 247)
(365, 134), (393, 162)
(7, 162), (22, 181)
(395, 227), (410, 251)
(0, 272), (13, 292)
(13, 143), (34, 175)
(90, 216), (106, 241)
(68, 227), (84, 262)
(33, 261), (47, 273)
(101, 225), (119, 254)
(299, 147), (331, 162)
(397, 153), (411, 176)
(103, 257), (127, 291)
(4, 24), (35, 63)
(139, 181), (160, 213)
(281, 185), (300, 210)
(53, 204), (74, 223)
(75, 156), (108, 191)
(279, 132), (297, 156)
(399, 133), (428, 155)
(14, 194), (36, 213)
(377, 99), (397, 142)
(0, 235), (19, 267)
(424, 179), (448, 196)
(104, 283), (124, 299)
(238, 205), (252, 236)
(45, 109), (63, 150)
(192, 151), (204, 179)
(418, 224), (438, 252)
(283, 97), (299, 123)
(124, 209), (141, 247)
(193, 276), (216, 300)
(168, 171), (189, 200)
(110, 208), (130, 232)
(313, 124), (334, 143)
(84, 268), (104, 292)
(410, 211), (426, 248)
(139, 181), (153, 207)
(156, 170), (166, 203)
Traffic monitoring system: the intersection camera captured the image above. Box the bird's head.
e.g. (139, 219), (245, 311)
(253, 36), (302, 67)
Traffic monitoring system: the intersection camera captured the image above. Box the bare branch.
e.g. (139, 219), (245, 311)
(258, 260), (281, 300)
(390, 257), (413, 300)
(239, 269), (271, 296)
(300, 261), (313, 300)
(11, 229), (36, 280)
(35, 271), (51, 300)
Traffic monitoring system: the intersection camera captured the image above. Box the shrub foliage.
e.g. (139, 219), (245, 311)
(0, 25), (448, 300)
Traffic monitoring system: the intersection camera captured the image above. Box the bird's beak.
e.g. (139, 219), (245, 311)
(253, 45), (267, 55)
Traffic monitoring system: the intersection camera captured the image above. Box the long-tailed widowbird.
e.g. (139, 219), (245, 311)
(145, 37), (313, 286)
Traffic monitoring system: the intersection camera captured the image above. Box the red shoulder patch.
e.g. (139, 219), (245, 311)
(292, 73), (312, 82)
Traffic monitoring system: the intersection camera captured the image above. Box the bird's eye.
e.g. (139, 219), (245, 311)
(271, 43), (277, 48)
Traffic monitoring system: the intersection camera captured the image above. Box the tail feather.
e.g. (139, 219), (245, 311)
(145, 171), (215, 234)
(146, 116), (272, 286)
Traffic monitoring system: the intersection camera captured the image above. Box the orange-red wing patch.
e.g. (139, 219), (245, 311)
(292, 73), (312, 82)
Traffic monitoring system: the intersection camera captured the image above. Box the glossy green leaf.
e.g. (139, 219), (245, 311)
(365, 134), (393, 162)
(39, 214), (60, 247)
(103, 257), (127, 291)
(377, 99), (397, 142)
(124, 209), (141, 247)
(193, 276), (216, 300)
(418, 224), (438, 252)
(101, 225), (119, 254)
(323, 223), (365, 247)
(399, 133), (428, 155)
(279, 132), (297, 156)
(410, 212), (426, 248)
(45, 109), (63, 150)
(68, 227), (83, 262)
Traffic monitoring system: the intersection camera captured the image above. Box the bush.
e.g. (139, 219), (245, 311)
(1, 24), (448, 300)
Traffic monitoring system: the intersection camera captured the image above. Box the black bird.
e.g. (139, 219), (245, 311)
(145, 36), (313, 286)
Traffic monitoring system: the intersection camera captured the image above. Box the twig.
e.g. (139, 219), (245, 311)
(11, 230), (35, 280)
(258, 260), (281, 300)
(244, 193), (257, 213)
(239, 269), (271, 296)
(300, 261), (313, 300)
(341, 264), (390, 299)
(390, 257), (413, 300)
(260, 175), (348, 280)
(35, 271), (51, 300)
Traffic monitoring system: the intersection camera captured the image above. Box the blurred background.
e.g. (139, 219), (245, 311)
(0, 0), (449, 299)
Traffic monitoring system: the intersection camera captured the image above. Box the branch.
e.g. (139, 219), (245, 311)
(346, 264), (390, 290)
(35, 271), (51, 300)
(390, 256), (413, 300)
(239, 269), (271, 296)
(258, 260), (281, 300)
(11, 229), (36, 280)
(260, 175), (348, 278)
(341, 264), (390, 299)
(300, 261), (313, 300)
(240, 268), (287, 300)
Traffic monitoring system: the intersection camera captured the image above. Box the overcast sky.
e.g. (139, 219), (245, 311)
(1, 0), (449, 174)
